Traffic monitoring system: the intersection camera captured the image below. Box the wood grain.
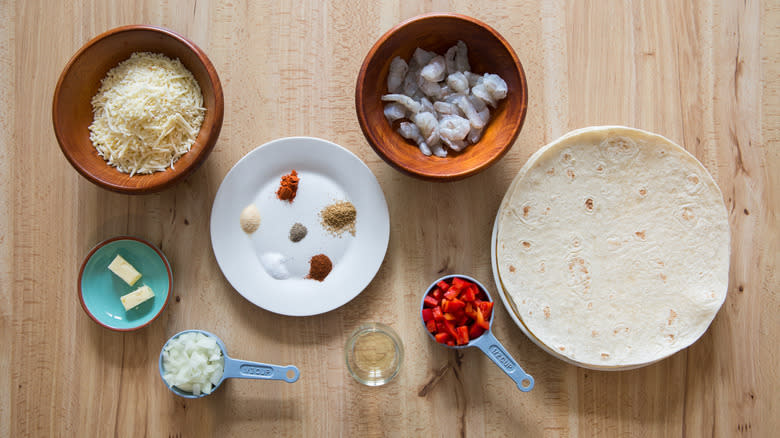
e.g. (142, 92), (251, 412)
(2, 1), (777, 437)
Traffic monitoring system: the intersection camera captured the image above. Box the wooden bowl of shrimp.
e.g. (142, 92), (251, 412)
(355, 13), (527, 181)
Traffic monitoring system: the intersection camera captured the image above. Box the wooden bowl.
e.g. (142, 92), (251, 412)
(52, 25), (224, 194)
(355, 14), (528, 181)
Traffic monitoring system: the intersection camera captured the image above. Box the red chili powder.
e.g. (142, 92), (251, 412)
(276, 170), (299, 202)
(306, 254), (332, 281)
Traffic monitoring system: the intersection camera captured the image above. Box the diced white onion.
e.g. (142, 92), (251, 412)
(161, 332), (225, 396)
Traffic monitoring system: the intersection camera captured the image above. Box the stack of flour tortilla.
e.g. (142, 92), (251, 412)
(495, 126), (730, 369)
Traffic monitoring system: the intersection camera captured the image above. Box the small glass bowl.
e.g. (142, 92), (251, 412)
(345, 323), (403, 386)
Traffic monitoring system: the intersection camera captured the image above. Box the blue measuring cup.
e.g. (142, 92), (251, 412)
(159, 329), (300, 398)
(421, 275), (534, 392)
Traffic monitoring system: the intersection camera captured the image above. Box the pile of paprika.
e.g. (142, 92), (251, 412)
(306, 254), (333, 281)
(276, 170), (299, 202)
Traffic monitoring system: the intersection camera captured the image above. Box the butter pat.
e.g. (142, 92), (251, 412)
(108, 255), (142, 286)
(121, 285), (155, 311)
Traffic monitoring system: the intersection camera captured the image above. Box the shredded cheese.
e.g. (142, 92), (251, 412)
(88, 52), (206, 176)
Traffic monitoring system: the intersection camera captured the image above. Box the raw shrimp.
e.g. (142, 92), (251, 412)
(414, 111), (441, 155)
(438, 115), (471, 142)
(426, 128), (441, 148)
(412, 48), (436, 66)
(467, 95), (491, 126)
(444, 93), (468, 108)
(383, 102), (406, 122)
(446, 72), (469, 93)
(418, 78), (442, 99)
(413, 112), (439, 141)
(387, 57), (408, 93)
(398, 122), (431, 156)
(468, 94), (488, 112)
(442, 136), (467, 152)
(444, 45), (458, 74)
(419, 141), (433, 156)
(476, 108), (490, 127)
(471, 83), (496, 107)
(468, 127), (483, 144)
(482, 73), (508, 101)
(430, 142), (448, 158)
(421, 55), (446, 82)
(455, 95), (486, 129)
(433, 101), (462, 116)
(465, 71), (482, 87)
(419, 97), (435, 114)
(402, 67), (420, 96)
(398, 121), (422, 141)
(455, 40), (470, 72)
(381, 94), (422, 114)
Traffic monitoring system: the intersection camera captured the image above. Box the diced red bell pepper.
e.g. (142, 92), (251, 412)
(435, 332), (451, 343)
(431, 288), (443, 300)
(464, 302), (477, 319)
(426, 319), (437, 333)
(475, 307), (490, 330)
(424, 295), (439, 308)
(478, 301), (494, 318)
(460, 285), (476, 302)
(456, 325), (470, 345)
(446, 298), (465, 313)
(443, 312), (456, 321)
(443, 289), (459, 300)
(422, 308), (434, 322)
(447, 340), (455, 346)
(437, 280), (450, 291)
(442, 320), (458, 339)
(469, 323), (485, 339)
(432, 306), (444, 321)
(451, 277), (468, 289)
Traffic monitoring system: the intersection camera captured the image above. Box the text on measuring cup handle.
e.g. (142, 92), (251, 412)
(240, 364), (273, 377)
(488, 345), (514, 371)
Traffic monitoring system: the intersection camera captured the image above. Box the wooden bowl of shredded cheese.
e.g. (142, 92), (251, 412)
(53, 25), (224, 193)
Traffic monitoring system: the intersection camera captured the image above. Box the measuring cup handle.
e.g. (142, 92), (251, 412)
(222, 357), (300, 383)
(472, 332), (534, 392)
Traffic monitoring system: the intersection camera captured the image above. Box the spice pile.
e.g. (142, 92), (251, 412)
(320, 201), (357, 236)
(239, 204), (261, 234)
(289, 222), (307, 242)
(306, 254), (333, 281)
(276, 170), (299, 202)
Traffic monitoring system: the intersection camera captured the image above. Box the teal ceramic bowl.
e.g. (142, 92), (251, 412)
(79, 236), (172, 331)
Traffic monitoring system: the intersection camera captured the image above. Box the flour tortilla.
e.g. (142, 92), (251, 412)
(495, 126), (730, 368)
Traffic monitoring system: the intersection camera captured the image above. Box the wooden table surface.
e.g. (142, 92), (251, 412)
(2, 1), (777, 437)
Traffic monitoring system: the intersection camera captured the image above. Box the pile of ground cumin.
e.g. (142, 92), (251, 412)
(320, 201), (356, 236)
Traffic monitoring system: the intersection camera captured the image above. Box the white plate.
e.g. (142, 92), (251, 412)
(210, 137), (390, 316)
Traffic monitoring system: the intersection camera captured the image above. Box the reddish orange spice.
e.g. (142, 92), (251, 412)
(306, 254), (332, 281)
(276, 170), (299, 202)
